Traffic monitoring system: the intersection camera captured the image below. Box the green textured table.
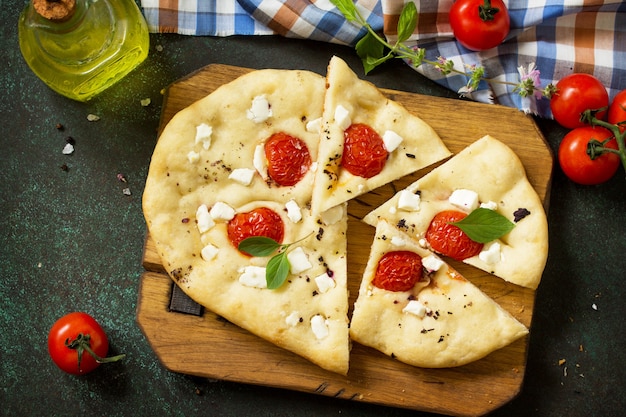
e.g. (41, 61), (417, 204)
(1, 1), (624, 416)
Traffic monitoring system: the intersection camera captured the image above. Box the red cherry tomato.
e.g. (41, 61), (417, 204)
(608, 89), (626, 133)
(342, 123), (388, 178)
(426, 211), (484, 261)
(449, 0), (510, 51)
(550, 73), (609, 129)
(265, 132), (311, 186)
(558, 126), (620, 185)
(48, 312), (110, 375)
(228, 207), (285, 254)
(372, 251), (423, 292)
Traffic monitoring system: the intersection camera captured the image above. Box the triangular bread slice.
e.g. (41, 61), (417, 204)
(350, 220), (529, 368)
(311, 56), (451, 214)
(363, 135), (548, 289)
(143, 69), (350, 374)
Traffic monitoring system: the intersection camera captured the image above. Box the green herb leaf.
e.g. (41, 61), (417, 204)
(330, 0), (359, 22)
(238, 236), (281, 257)
(356, 32), (387, 74)
(266, 253), (291, 289)
(396, 1), (418, 43)
(451, 208), (515, 244)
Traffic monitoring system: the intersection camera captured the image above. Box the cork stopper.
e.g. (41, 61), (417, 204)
(33, 0), (77, 22)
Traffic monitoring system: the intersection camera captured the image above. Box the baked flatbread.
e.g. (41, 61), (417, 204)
(143, 69), (351, 375)
(350, 220), (529, 368)
(363, 135), (548, 289)
(311, 56), (451, 214)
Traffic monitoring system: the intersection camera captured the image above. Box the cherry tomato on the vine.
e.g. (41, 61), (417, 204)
(265, 132), (312, 186)
(372, 251), (423, 292)
(426, 211), (484, 261)
(449, 0), (510, 51)
(558, 126), (620, 185)
(228, 207), (285, 254)
(550, 73), (609, 129)
(608, 89), (626, 133)
(342, 123), (388, 178)
(48, 312), (122, 375)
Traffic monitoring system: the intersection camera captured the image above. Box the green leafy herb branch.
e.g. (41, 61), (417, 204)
(330, 0), (555, 101)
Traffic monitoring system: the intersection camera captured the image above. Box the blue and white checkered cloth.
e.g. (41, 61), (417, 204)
(140, 0), (626, 119)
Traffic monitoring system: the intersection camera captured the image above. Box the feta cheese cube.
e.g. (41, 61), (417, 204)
(480, 200), (498, 210)
(187, 150), (200, 164)
(397, 189), (421, 211)
(310, 314), (329, 340)
(200, 244), (219, 261)
(320, 204), (344, 226)
(479, 242), (502, 264)
(285, 199), (302, 223)
(228, 168), (255, 186)
(403, 300), (429, 318)
(334, 104), (351, 130)
(196, 204), (215, 233)
(422, 254), (444, 272)
(306, 117), (322, 133)
(390, 236), (406, 247)
(449, 189), (479, 212)
(314, 272), (336, 293)
(195, 123), (213, 150)
(382, 130), (403, 152)
(287, 247), (312, 274)
(253, 144), (268, 179)
(238, 266), (267, 288)
(285, 311), (301, 327)
(210, 202), (235, 221)
(247, 95), (272, 123)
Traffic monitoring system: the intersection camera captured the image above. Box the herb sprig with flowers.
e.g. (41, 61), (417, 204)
(330, 0), (555, 100)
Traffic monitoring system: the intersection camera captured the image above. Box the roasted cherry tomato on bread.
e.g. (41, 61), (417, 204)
(342, 123), (388, 178)
(48, 312), (124, 375)
(426, 210), (484, 261)
(550, 73), (609, 129)
(228, 207), (285, 254)
(265, 132), (312, 186)
(608, 89), (626, 133)
(558, 126), (620, 185)
(372, 251), (423, 292)
(449, 0), (510, 51)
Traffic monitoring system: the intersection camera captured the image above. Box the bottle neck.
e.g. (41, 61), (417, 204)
(29, 0), (92, 33)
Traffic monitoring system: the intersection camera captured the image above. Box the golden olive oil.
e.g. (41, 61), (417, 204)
(18, 0), (150, 102)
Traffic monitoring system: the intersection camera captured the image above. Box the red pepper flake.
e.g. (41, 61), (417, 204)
(181, 218), (190, 223)
(117, 173), (127, 183)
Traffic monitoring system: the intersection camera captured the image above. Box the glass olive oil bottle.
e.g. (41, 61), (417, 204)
(18, 0), (150, 102)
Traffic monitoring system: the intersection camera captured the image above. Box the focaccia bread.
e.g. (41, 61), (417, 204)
(143, 69), (351, 375)
(350, 220), (529, 368)
(311, 56), (451, 214)
(363, 135), (548, 289)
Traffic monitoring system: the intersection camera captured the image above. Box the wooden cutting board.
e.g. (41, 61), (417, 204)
(137, 64), (553, 417)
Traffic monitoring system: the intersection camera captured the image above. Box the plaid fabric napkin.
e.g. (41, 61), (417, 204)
(140, 0), (626, 118)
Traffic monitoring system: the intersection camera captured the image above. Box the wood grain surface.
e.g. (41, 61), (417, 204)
(137, 64), (553, 417)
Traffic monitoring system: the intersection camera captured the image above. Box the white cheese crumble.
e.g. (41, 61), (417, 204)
(334, 104), (351, 130)
(382, 130), (403, 152)
(285, 311), (301, 327)
(200, 244), (219, 261)
(320, 204), (344, 226)
(306, 117), (322, 133)
(253, 144), (268, 179)
(238, 266), (267, 288)
(397, 189), (421, 211)
(480, 200), (498, 210)
(287, 247), (312, 274)
(228, 168), (255, 186)
(315, 272), (336, 293)
(390, 236), (406, 247)
(209, 202), (236, 221)
(196, 204), (215, 233)
(310, 314), (329, 340)
(246, 95), (272, 123)
(285, 199), (302, 223)
(187, 150), (200, 164)
(449, 189), (479, 212)
(195, 123), (213, 150)
(62, 143), (74, 155)
(403, 300), (429, 318)
(479, 242), (502, 264)
(422, 254), (444, 272)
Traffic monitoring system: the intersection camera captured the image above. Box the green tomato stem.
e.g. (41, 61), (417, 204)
(65, 333), (126, 368)
(584, 111), (626, 176)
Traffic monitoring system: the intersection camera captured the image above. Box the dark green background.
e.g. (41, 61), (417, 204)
(2, 1), (624, 416)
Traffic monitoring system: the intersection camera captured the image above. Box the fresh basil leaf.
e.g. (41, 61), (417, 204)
(451, 208), (515, 244)
(330, 0), (359, 22)
(356, 32), (386, 74)
(266, 253), (291, 289)
(396, 1), (418, 43)
(238, 236), (280, 257)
